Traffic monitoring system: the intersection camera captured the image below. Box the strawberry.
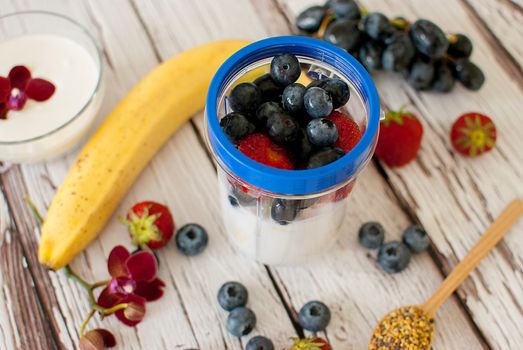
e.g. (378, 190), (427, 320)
(238, 132), (294, 170)
(334, 181), (355, 201)
(328, 111), (362, 152)
(450, 112), (496, 157)
(375, 109), (423, 167)
(290, 337), (332, 350)
(123, 201), (175, 249)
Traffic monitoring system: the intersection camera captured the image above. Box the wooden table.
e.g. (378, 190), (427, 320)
(0, 0), (522, 349)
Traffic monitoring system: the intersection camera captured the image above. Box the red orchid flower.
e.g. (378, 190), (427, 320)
(97, 246), (165, 326)
(0, 65), (55, 119)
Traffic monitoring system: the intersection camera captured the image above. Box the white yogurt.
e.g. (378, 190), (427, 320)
(218, 172), (347, 265)
(0, 34), (102, 162)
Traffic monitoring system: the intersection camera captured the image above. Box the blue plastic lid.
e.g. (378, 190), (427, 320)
(206, 36), (380, 195)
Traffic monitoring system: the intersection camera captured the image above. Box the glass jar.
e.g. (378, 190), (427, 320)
(205, 36), (380, 265)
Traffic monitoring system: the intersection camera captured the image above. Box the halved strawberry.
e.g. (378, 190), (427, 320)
(123, 201), (175, 249)
(290, 337), (332, 350)
(334, 181), (355, 201)
(328, 111), (362, 153)
(450, 112), (496, 157)
(238, 132), (294, 170)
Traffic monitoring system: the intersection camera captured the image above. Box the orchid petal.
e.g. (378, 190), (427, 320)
(0, 103), (8, 120)
(125, 251), (157, 282)
(0, 77), (10, 102)
(97, 286), (120, 309)
(114, 294), (146, 327)
(8, 66), (31, 90)
(107, 245), (130, 278)
(26, 78), (56, 101)
(134, 278), (166, 302)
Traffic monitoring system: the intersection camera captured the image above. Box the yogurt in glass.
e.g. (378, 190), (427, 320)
(205, 37), (380, 265)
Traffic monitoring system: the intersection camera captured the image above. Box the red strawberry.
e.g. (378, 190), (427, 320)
(375, 109), (423, 167)
(238, 133), (294, 170)
(123, 201), (175, 249)
(334, 181), (355, 201)
(290, 337), (332, 350)
(450, 112), (496, 157)
(328, 111), (362, 152)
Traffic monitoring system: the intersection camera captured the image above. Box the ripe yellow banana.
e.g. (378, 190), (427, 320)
(39, 40), (248, 269)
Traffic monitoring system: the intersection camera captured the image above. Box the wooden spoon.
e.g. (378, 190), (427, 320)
(369, 199), (523, 350)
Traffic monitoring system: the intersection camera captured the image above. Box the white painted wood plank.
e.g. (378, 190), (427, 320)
(2, 0), (296, 349)
(134, 0), (486, 349)
(465, 0), (523, 68)
(281, 0), (523, 348)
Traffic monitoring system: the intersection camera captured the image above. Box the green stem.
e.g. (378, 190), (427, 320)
(64, 265), (91, 290)
(80, 309), (96, 336)
(24, 196), (43, 225)
(93, 302), (129, 315)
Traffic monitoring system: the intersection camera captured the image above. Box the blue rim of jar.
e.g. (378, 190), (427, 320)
(206, 36), (380, 195)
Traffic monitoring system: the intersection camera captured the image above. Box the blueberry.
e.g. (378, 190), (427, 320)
(229, 82), (262, 115)
(362, 12), (394, 41)
(270, 54), (301, 86)
(452, 59), (485, 91)
(321, 78), (350, 108)
(254, 74), (283, 103)
(228, 195), (239, 207)
(431, 61), (455, 92)
(447, 33), (473, 59)
(282, 83), (306, 114)
(323, 19), (363, 52)
(271, 199), (298, 225)
(382, 32), (415, 71)
(410, 19), (449, 59)
(326, 0), (361, 20)
(303, 87), (333, 119)
(217, 281), (248, 311)
(306, 147), (345, 169)
(307, 118), (338, 147)
(358, 222), (385, 249)
(402, 225), (430, 253)
(307, 78), (328, 89)
(226, 307), (256, 337)
(296, 6), (327, 34)
(220, 112), (255, 142)
(293, 127), (313, 161)
(377, 241), (411, 273)
(359, 40), (384, 71)
(256, 101), (283, 128)
(407, 57), (435, 90)
(246, 336), (274, 350)
(230, 186), (256, 206)
(267, 112), (299, 144)
(298, 301), (331, 332)
(175, 223), (208, 256)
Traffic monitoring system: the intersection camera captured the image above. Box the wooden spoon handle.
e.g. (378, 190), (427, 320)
(422, 199), (523, 318)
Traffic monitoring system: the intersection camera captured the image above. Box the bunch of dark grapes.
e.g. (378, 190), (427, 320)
(295, 0), (485, 92)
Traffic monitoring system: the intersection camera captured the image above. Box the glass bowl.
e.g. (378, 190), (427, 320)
(0, 11), (104, 163)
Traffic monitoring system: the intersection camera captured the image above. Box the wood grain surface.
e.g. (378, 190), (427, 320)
(0, 0), (521, 349)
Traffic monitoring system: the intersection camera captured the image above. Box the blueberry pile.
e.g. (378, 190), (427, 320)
(296, 0), (485, 92)
(217, 281), (331, 346)
(221, 53), (355, 170)
(358, 222), (430, 273)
